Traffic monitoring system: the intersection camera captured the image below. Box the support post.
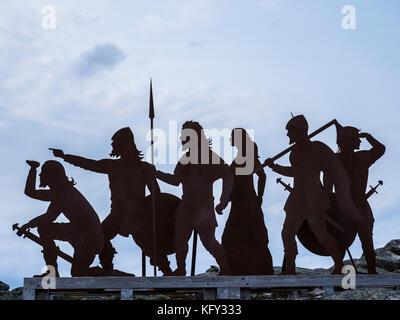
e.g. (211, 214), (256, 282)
(121, 289), (134, 300)
(23, 288), (36, 300)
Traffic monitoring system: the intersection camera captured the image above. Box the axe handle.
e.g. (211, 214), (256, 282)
(263, 119), (338, 166)
(15, 227), (73, 264)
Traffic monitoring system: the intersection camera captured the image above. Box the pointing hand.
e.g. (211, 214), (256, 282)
(49, 148), (65, 159)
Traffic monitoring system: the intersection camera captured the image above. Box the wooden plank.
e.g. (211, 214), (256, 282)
(24, 275), (400, 290)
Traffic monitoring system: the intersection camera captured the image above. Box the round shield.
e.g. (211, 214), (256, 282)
(296, 195), (357, 256)
(132, 192), (180, 257)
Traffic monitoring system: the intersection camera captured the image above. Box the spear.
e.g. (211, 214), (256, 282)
(149, 78), (157, 277)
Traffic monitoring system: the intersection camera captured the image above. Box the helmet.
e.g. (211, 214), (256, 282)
(335, 123), (360, 144)
(286, 115), (309, 132)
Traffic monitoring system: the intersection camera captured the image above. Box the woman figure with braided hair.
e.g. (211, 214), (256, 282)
(222, 128), (274, 275)
(156, 121), (233, 276)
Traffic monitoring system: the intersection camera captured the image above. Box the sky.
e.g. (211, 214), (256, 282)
(0, 0), (399, 289)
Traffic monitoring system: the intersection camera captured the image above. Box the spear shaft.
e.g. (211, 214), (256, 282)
(149, 79), (157, 277)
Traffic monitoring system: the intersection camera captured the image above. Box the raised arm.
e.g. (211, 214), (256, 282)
(51, 148), (112, 174)
(24, 161), (53, 202)
(360, 132), (386, 164)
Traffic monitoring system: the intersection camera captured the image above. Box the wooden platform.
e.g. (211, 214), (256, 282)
(23, 274), (400, 300)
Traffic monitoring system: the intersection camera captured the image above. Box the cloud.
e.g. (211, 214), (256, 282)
(73, 44), (126, 77)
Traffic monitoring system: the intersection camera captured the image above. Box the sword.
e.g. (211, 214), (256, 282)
(12, 223), (73, 263)
(276, 178), (384, 274)
(366, 180), (383, 199)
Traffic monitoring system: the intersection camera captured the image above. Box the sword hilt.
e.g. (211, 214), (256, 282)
(366, 180), (384, 200)
(369, 185), (378, 194)
(277, 178), (292, 192)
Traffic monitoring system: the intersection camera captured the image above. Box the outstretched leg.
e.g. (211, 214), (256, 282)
(149, 254), (173, 276)
(38, 222), (89, 277)
(71, 245), (96, 277)
(198, 226), (231, 275)
(173, 219), (194, 276)
(37, 223), (60, 277)
(281, 213), (305, 275)
(99, 214), (119, 270)
(358, 221), (377, 274)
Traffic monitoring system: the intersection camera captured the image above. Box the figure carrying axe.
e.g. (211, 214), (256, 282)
(21, 160), (104, 277)
(264, 115), (362, 275)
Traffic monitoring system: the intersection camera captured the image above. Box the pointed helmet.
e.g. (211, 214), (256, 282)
(286, 115), (309, 132)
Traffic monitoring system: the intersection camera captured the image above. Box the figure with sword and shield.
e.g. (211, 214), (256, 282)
(155, 121), (234, 276)
(263, 115), (362, 275)
(325, 123), (386, 274)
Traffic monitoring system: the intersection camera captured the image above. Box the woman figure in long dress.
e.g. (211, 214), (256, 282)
(222, 128), (274, 275)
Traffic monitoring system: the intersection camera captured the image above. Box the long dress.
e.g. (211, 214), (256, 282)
(221, 158), (274, 275)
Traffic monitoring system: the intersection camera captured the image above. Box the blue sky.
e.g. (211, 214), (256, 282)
(0, 0), (399, 289)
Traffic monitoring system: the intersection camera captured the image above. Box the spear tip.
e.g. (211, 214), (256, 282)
(149, 78), (155, 119)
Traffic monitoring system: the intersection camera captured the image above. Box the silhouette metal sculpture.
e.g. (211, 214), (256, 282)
(149, 78), (158, 277)
(329, 123), (386, 274)
(156, 121), (233, 276)
(221, 128), (274, 275)
(12, 223), (134, 276)
(14, 70), (388, 283)
(51, 127), (180, 276)
(21, 160), (104, 277)
(263, 115), (362, 275)
(277, 177), (384, 273)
